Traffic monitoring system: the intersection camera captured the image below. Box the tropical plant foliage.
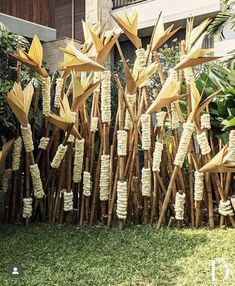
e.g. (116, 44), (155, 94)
(207, 0), (235, 40)
(0, 22), (39, 144)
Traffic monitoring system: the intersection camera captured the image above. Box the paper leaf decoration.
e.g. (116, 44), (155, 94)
(174, 32), (219, 70)
(112, 10), (142, 49)
(116, 42), (158, 94)
(150, 12), (180, 52)
(200, 145), (235, 173)
(6, 82), (34, 126)
(47, 96), (80, 138)
(185, 18), (211, 53)
(11, 35), (48, 78)
(81, 21), (103, 54)
(89, 27), (121, 64)
(0, 139), (14, 166)
(60, 40), (106, 75)
(146, 72), (181, 113)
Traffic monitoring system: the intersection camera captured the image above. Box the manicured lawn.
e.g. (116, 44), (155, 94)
(0, 224), (234, 285)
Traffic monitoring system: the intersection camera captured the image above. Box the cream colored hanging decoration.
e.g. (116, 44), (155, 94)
(23, 197), (33, 218)
(42, 76), (51, 115)
(51, 144), (68, 169)
(21, 124), (34, 152)
(228, 130), (235, 161)
(174, 122), (195, 167)
(141, 167), (151, 197)
(196, 131), (211, 155)
(90, 117), (99, 132)
(63, 191), (73, 211)
(101, 70), (111, 123)
(30, 164), (45, 199)
(55, 77), (63, 108)
(100, 155), (110, 201)
(141, 114), (151, 150)
(201, 113), (211, 130)
(73, 138), (85, 183)
(194, 171), (204, 201)
(12, 137), (22, 170)
(175, 192), (186, 220)
(152, 141), (163, 172)
(38, 137), (49, 150)
(171, 102), (180, 130)
(156, 111), (166, 128)
(218, 200), (234, 216)
(83, 171), (91, 197)
(117, 180), (127, 220)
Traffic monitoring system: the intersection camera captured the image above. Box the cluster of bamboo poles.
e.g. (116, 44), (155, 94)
(1, 13), (235, 230)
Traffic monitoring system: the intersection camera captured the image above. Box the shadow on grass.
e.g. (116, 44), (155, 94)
(0, 224), (209, 286)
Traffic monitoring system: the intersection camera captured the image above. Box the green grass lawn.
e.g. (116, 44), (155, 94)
(0, 224), (235, 286)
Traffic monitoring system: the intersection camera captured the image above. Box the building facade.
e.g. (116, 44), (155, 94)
(0, 0), (234, 71)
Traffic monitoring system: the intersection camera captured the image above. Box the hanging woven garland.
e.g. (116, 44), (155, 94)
(100, 154), (110, 201)
(30, 164), (45, 199)
(51, 144), (68, 169)
(141, 167), (151, 197)
(175, 192), (186, 220)
(54, 77), (63, 108)
(21, 124), (34, 153)
(116, 181), (127, 220)
(141, 114), (151, 151)
(12, 137), (22, 171)
(38, 137), (50, 150)
(42, 76), (51, 115)
(63, 191), (73, 212)
(152, 141), (163, 172)
(83, 171), (91, 197)
(194, 171), (204, 201)
(196, 131), (211, 155)
(22, 198), (33, 218)
(201, 113), (211, 130)
(174, 122), (195, 167)
(73, 138), (85, 183)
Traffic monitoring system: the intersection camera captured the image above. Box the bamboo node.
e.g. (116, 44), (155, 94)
(54, 77), (63, 108)
(12, 137), (22, 170)
(100, 155), (110, 201)
(141, 114), (151, 150)
(175, 192), (186, 220)
(51, 144), (68, 169)
(21, 124), (34, 152)
(194, 171), (204, 201)
(218, 200), (234, 216)
(117, 180), (127, 219)
(22, 197), (33, 218)
(42, 76), (51, 115)
(117, 130), (127, 156)
(38, 137), (49, 150)
(73, 138), (85, 183)
(30, 164), (45, 199)
(83, 171), (91, 197)
(196, 132), (211, 155)
(174, 122), (195, 167)
(152, 141), (163, 172)
(63, 191), (73, 212)
(90, 117), (99, 132)
(141, 167), (151, 197)
(200, 113), (211, 130)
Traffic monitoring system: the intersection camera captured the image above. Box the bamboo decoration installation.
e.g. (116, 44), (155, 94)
(3, 11), (235, 232)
